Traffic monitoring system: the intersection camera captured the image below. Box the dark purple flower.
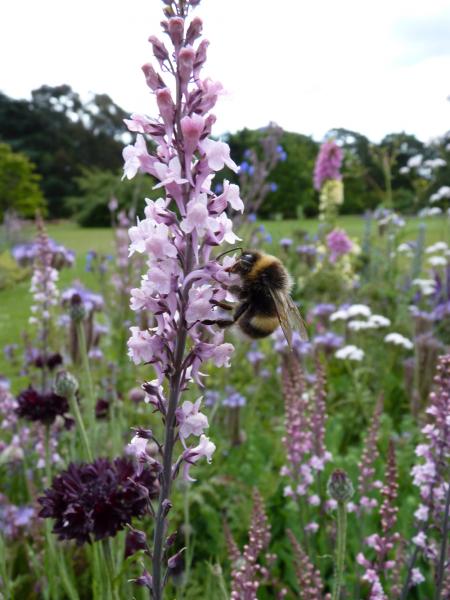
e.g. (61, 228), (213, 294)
(95, 399), (110, 420)
(125, 527), (149, 557)
(313, 140), (343, 190)
(16, 386), (69, 424)
(33, 352), (63, 371)
(38, 457), (160, 544)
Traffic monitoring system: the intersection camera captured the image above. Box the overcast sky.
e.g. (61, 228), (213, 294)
(1, 0), (449, 142)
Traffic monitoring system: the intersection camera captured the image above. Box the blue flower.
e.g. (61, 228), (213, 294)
(239, 161), (249, 173)
(247, 213), (257, 223)
(214, 183), (223, 194)
(270, 182), (278, 192)
(248, 165), (255, 176)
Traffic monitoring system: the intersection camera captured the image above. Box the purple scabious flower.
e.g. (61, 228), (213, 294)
(309, 303), (336, 319)
(326, 228), (353, 263)
(279, 237), (293, 249)
(313, 140), (343, 191)
(16, 385), (69, 425)
(222, 387), (246, 408)
(12, 238), (75, 270)
(38, 457), (160, 544)
(313, 332), (344, 353)
(61, 283), (104, 313)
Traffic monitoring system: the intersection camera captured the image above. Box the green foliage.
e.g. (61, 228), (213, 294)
(0, 143), (46, 220)
(0, 86), (128, 218)
(66, 169), (160, 227)
(227, 128), (319, 218)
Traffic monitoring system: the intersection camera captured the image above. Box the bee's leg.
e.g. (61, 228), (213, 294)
(203, 301), (250, 328)
(212, 300), (234, 311)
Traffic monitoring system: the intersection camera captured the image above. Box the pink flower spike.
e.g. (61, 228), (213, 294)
(153, 157), (188, 190)
(200, 138), (238, 173)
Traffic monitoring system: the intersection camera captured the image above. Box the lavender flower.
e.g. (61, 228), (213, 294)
(38, 457), (160, 544)
(287, 530), (329, 600)
(405, 354), (450, 593)
(357, 396), (383, 513)
(228, 490), (272, 599)
(358, 441), (401, 599)
(122, 2), (243, 595)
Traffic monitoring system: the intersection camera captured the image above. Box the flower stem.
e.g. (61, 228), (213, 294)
(332, 501), (347, 600)
(67, 388), (93, 462)
(152, 242), (194, 600)
(435, 481), (450, 600)
(76, 321), (96, 435)
(101, 539), (120, 600)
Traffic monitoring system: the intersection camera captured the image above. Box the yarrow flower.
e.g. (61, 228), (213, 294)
(384, 333), (414, 350)
(38, 457), (160, 544)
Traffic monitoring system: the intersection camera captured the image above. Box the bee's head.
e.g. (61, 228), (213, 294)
(225, 249), (259, 274)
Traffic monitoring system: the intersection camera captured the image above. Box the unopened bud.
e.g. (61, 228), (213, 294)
(70, 293), (86, 322)
(168, 547), (185, 571)
(54, 370), (79, 397)
(186, 17), (203, 45)
(167, 17), (184, 49)
(327, 469), (354, 503)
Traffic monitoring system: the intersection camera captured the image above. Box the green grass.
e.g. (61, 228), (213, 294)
(0, 215), (447, 376)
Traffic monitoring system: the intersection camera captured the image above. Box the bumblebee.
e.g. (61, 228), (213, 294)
(212, 249), (308, 347)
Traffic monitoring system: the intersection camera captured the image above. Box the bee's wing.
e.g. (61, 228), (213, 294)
(269, 288), (309, 347)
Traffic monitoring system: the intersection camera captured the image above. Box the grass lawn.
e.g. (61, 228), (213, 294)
(0, 215), (447, 376)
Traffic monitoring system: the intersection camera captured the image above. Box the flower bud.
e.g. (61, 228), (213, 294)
(167, 17), (184, 50)
(148, 35), (169, 66)
(186, 17), (203, 45)
(70, 293), (86, 322)
(327, 469), (354, 503)
(142, 63), (166, 91)
(54, 370), (79, 397)
(178, 46), (195, 90)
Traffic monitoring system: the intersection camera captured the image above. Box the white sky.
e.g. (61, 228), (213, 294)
(1, 0), (449, 143)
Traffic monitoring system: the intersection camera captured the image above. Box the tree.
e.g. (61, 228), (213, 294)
(0, 143), (46, 220)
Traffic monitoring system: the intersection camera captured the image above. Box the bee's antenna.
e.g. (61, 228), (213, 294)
(215, 247), (243, 261)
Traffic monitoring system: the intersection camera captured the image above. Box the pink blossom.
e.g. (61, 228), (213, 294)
(181, 113), (205, 170)
(186, 285), (214, 324)
(326, 228), (353, 263)
(213, 213), (241, 245)
(124, 113), (154, 134)
(412, 531), (427, 547)
(122, 134), (154, 180)
(176, 399), (209, 442)
(305, 522), (319, 533)
(127, 327), (157, 365)
(218, 180), (244, 212)
(211, 343), (234, 367)
(153, 157), (188, 189)
(182, 435), (216, 482)
(181, 194), (216, 237)
(127, 435), (149, 459)
(411, 568), (425, 585)
(156, 88), (175, 137)
(196, 78), (224, 113)
(200, 138), (238, 172)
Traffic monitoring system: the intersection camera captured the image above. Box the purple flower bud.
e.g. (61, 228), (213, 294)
(142, 63), (166, 91)
(148, 35), (169, 66)
(167, 17), (184, 50)
(186, 17), (203, 45)
(125, 528), (148, 557)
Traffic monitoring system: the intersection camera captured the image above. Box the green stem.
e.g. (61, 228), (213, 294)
(67, 389), (93, 462)
(101, 539), (120, 600)
(332, 502), (347, 600)
(76, 321), (96, 436)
